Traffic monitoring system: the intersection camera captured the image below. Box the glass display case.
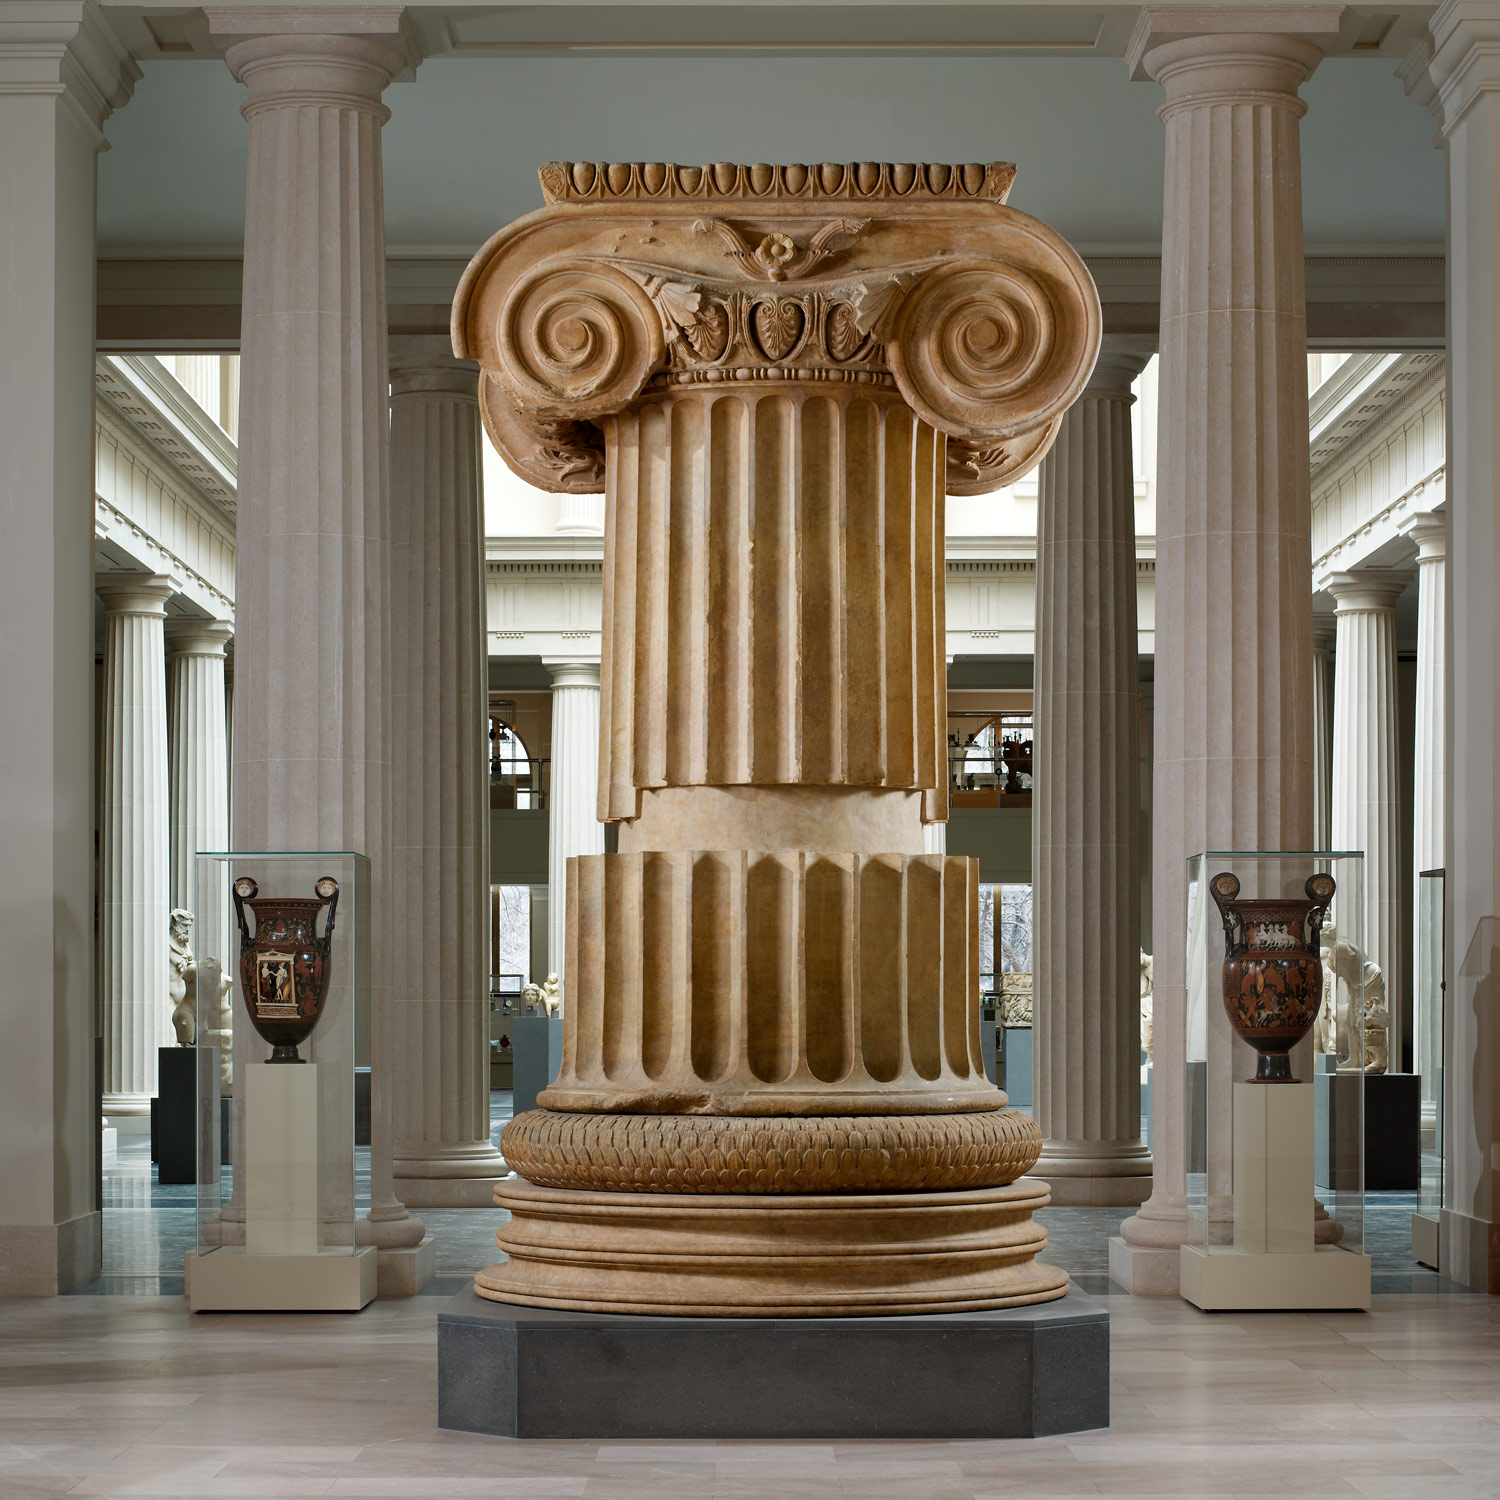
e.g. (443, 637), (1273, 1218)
(190, 851), (375, 1311)
(1413, 868), (1445, 1267)
(1181, 850), (1371, 1310)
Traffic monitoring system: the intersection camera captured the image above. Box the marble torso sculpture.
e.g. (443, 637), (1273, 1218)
(198, 955), (235, 1092)
(1139, 950), (1154, 1061)
(522, 974), (563, 1018)
(1328, 936), (1388, 1074)
(168, 909), (197, 1046)
(456, 161), (1099, 1315)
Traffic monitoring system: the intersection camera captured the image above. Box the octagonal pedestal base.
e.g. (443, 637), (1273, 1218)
(477, 1176), (1068, 1316)
(438, 1285), (1109, 1438)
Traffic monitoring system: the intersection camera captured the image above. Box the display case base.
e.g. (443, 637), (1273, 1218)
(1179, 1244), (1370, 1311)
(437, 1286), (1109, 1438)
(376, 1235), (436, 1298)
(186, 1245), (377, 1312)
(1412, 1212), (1440, 1269)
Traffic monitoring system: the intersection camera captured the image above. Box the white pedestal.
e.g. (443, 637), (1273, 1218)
(1181, 1081), (1370, 1311)
(187, 1246), (376, 1312)
(245, 1063), (321, 1255)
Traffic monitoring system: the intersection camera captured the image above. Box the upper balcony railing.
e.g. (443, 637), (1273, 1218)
(947, 711), (1033, 807)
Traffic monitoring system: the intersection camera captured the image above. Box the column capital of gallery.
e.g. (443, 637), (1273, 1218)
(1427, 0), (1500, 136)
(0, 0), (140, 145)
(1126, 5), (1343, 107)
(1312, 617), (1337, 653)
(96, 571), (176, 617)
(165, 617), (234, 657)
(546, 661), (601, 691)
(206, 6), (420, 117)
(389, 334), (480, 403)
(1325, 568), (1409, 614)
(1399, 509), (1449, 563)
(1081, 337), (1155, 401)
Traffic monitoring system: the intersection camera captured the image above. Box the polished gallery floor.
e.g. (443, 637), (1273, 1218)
(3, 1098), (1495, 1499)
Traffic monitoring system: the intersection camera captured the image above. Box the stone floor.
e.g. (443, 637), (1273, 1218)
(3, 1094), (1491, 1496)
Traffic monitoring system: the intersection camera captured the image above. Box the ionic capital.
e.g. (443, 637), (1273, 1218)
(453, 162), (1101, 497)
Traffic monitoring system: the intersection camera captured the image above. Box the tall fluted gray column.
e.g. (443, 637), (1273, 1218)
(547, 662), (605, 980)
(99, 574), (174, 1126)
(1033, 347), (1153, 1205)
(1401, 513), (1446, 1117)
(388, 336), (507, 1206)
(1113, 9), (1335, 1294)
(210, 9), (428, 1283)
(1328, 570), (1406, 1065)
(1312, 622), (1335, 851)
(167, 619), (232, 971)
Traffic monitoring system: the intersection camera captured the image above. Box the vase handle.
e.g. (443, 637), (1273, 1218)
(1208, 871), (1243, 955)
(232, 876), (258, 945)
(1303, 872), (1336, 946)
(314, 876), (340, 951)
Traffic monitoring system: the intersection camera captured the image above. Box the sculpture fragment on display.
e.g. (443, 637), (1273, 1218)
(521, 972), (563, 1018)
(1139, 950), (1154, 1062)
(168, 909), (198, 1046)
(454, 161), (1100, 1315)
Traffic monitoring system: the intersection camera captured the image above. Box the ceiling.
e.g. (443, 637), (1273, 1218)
(96, 8), (1444, 257)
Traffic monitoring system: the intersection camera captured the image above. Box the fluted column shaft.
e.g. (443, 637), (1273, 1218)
(1115, 12), (1334, 1290)
(167, 620), (232, 972)
(99, 575), (174, 1119)
(1329, 570), (1406, 1063)
(548, 662), (604, 977)
(1403, 515), (1446, 1111)
(211, 10), (425, 1255)
(387, 338), (506, 1206)
(1033, 348), (1153, 1205)
(1312, 622), (1335, 850)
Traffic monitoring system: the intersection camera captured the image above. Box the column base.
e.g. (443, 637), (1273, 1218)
(480, 1177), (1067, 1317)
(394, 1142), (509, 1207)
(396, 1175), (511, 1208)
(1107, 1235), (1183, 1296)
(376, 1236), (437, 1298)
(0, 1212), (102, 1295)
(1040, 1172), (1152, 1207)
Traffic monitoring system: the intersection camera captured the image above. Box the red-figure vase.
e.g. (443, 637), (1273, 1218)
(232, 875), (340, 1063)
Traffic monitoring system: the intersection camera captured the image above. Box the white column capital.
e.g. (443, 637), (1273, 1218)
(208, 6), (420, 113)
(547, 661), (602, 691)
(1126, 6), (1343, 95)
(0, 1), (141, 146)
(96, 572), (175, 616)
(1081, 339), (1154, 400)
(1430, 0), (1500, 135)
(1400, 509), (1449, 562)
(389, 335), (479, 401)
(1325, 569), (1409, 614)
(165, 617), (234, 657)
(1312, 617), (1337, 652)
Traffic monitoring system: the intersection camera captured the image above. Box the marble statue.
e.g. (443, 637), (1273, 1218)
(168, 909), (197, 1046)
(522, 974), (563, 1018)
(461, 159), (1099, 1315)
(198, 954), (234, 1093)
(1324, 933), (1389, 1074)
(1139, 950), (1154, 1061)
(999, 972), (1033, 1027)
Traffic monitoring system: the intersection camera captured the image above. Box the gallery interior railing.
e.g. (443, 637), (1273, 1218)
(490, 754), (549, 810)
(947, 710), (1033, 806)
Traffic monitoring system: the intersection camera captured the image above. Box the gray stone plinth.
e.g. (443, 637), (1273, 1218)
(512, 1015), (564, 1115)
(1002, 1026), (1032, 1110)
(437, 1286), (1109, 1439)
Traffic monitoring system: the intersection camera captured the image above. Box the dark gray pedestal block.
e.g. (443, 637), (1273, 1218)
(437, 1286), (1109, 1440)
(1314, 1058), (1420, 1191)
(151, 1046), (228, 1182)
(512, 1015), (565, 1116)
(981, 1016), (997, 1085)
(1002, 1026), (1032, 1111)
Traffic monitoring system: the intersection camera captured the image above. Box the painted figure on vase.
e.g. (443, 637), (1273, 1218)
(1210, 871), (1336, 1083)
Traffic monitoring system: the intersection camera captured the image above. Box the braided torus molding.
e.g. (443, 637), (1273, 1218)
(500, 1107), (1043, 1194)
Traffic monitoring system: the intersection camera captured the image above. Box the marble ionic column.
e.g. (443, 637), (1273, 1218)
(1032, 345), (1153, 1205)
(454, 159), (1100, 1315)
(1328, 570), (1406, 1065)
(209, 10), (428, 1277)
(546, 662), (604, 980)
(166, 619), (232, 970)
(1113, 11), (1335, 1294)
(387, 337), (507, 1206)
(1401, 512), (1446, 1121)
(1312, 622), (1335, 850)
(1421, 0), (1500, 1293)
(98, 574), (175, 1125)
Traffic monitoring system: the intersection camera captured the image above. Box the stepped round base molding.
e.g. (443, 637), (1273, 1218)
(500, 1108), (1042, 1194)
(477, 1177), (1068, 1317)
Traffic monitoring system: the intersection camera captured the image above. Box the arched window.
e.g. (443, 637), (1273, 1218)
(488, 705), (545, 808)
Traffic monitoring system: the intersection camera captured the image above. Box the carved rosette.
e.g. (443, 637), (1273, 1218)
(453, 163), (1100, 496)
